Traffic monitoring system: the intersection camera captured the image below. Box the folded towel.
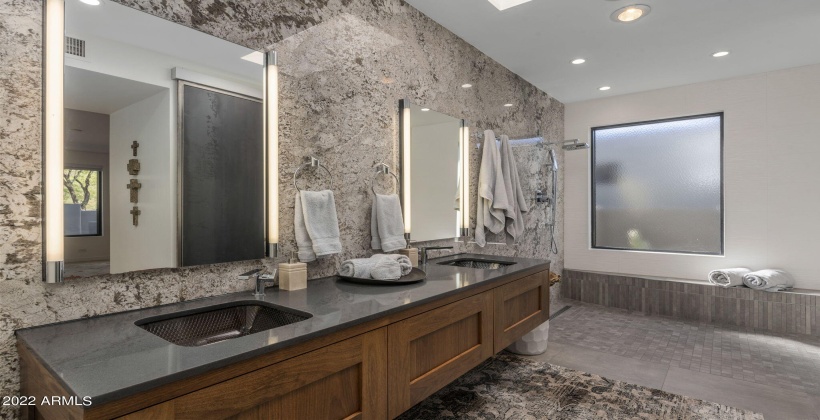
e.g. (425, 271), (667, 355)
(370, 256), (402, 280)
(370, 194), (407, 252)
(742, 269), (796, 292)
(294, 195), (316, 262)
(498, 135), (529, 242)
(475, 130), (509, 247)
(299, 190), (342, 258)
(339, 258), (379, 278)
(708, 268), (751, 287)
(373, 253), (412, 276)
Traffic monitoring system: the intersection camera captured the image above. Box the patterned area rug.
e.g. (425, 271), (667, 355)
(398, 353), (763, 420)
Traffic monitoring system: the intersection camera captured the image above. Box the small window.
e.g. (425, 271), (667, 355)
(591, 113), (723, 255)
(63, 168), (103, 237)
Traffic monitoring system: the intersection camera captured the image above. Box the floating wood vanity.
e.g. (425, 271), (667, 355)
(17, 254), (549, 420)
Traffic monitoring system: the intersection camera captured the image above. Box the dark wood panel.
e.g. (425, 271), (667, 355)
(387, 292), (494, 418)
(17, 342), (83, 420)
(493, 271), (550, 353)
(180, 83), (264, 267)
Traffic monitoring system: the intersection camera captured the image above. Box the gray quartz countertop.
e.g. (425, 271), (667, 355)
(16, 253), (549, 406)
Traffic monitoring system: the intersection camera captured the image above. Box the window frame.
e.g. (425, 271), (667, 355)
(63, 166), (104, 238)
(590, 112), (725, 256)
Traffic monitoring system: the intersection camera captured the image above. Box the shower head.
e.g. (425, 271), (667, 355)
(562, 139), (590, 151)
(548, 149), (558, 171)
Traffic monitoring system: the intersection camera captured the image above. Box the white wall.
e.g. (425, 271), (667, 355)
(411, 120), (461, 241)
(564, 63), (820, 289)
(109, 91), (176, 273)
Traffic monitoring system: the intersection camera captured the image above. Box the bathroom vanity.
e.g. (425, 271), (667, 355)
(17, 254), (549, 420)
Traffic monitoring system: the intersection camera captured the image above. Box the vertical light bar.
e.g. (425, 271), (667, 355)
(265, 51), (279, 258)
(460, 123), (470, 238)
(44, 0), (64, 283)
(400, 100), (411, 238)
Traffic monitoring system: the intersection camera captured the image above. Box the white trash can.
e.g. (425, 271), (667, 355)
(506, 320), (549, 355)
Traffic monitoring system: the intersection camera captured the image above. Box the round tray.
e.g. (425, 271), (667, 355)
(338, 267), (426, 285)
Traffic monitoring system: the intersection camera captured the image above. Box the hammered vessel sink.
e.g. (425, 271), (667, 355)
(136, 301), (312, 347)
(438, 258), (516, 270)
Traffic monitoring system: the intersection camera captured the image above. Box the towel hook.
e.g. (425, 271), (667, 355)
(371, 163), (400, 195)
(293, 156), (334, 191)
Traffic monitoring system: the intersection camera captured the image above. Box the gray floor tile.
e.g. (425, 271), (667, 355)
(662, 366), (818, 420)
(524, 341), (670, 389)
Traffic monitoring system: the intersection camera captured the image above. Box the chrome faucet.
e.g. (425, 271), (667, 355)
(239, 268), (279, 298)
(420, 246), (454, 265)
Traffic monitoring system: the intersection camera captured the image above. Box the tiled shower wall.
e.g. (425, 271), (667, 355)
(0, 0), (563, 416)
(562, 270), (820, 336)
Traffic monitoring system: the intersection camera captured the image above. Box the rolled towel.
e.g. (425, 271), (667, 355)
(708, 268), (751, 287)
(370, 256), (402, 280)
(373, 254), (412, 276)
(742, 269), (796, 292)
(339, 258), (379, 278)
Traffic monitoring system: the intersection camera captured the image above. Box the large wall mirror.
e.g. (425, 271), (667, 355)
(44, 0), (279, 282)
(399, 100), (470, 243)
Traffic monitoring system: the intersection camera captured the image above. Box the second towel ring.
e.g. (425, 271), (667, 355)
(294, 156), (334, 192)
(371, 163), (400, 195)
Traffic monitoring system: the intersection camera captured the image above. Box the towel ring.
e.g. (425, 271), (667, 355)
(371, 163), (400, 195)
(293, 156), (334, 192)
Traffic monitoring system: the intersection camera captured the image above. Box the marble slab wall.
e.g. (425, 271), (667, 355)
(562, 269), (820, 337)
(0, 0), (563, 416)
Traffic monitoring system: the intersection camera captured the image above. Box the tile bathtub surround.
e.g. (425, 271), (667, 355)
(0, 0), (562, 417)
(562, 269), (820, 336)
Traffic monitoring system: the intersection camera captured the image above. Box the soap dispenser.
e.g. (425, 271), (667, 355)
(279, 252), (307, 291)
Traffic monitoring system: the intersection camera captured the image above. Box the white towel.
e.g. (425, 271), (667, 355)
(708, 268), (751, 287)
(475, 130), (509, 247)
(299, 190), (342, 258)
(339, 258), (378, 278)
(370, 194), (407, 252)
(498, 135), (529, 242)
(742, 269), (796, 292)
(294, 195), (316, 262)
(338, 253), (412, 279)
(373, 253), (412, 276)
(370, 256), (402, 280)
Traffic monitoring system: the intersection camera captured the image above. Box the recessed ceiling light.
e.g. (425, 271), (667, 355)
(712, 51), (730, 58)
(421, 108), (430, 112)
(611, 4), (650, 23)
(461, 83), (473, 89)
(571, 58), (586, 65)
(599, 86), (611, 91)
(79, 0), (101, 5)
(241, 51), (265, 65)
(503, 103), (513, 107)
(487, 0), (532, 11)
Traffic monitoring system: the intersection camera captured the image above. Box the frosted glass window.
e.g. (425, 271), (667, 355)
(591, 113), (723, 255)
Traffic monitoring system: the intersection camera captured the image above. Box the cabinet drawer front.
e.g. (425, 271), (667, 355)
(493, 270), (550, 353)
(387, 293), (494, 418)
(119, 329), (387, 420)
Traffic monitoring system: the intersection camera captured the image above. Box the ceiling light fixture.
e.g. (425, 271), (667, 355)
(503, 103), (513, 107)
(571, 58), (586, 65)
(461, 83), (473, 88)
(79, 0), (101, 5)
(712, 51), (730, 58)
(611, 4), (650, 23)
(487, 0), (532, 11)
(421, 108), (430, 112)
(599, 86), (611, 91)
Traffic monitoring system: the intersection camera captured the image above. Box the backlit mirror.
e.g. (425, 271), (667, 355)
(45, 0), (274, 281)
(399, 100), (469, 243)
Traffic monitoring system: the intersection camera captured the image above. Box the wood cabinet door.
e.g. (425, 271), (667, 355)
(387, 292), (494, 418)
(117, 328), (387, 420)
(493, 270), (550, 353)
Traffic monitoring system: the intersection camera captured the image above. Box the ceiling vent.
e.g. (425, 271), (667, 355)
(65, 37), (86, 57)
